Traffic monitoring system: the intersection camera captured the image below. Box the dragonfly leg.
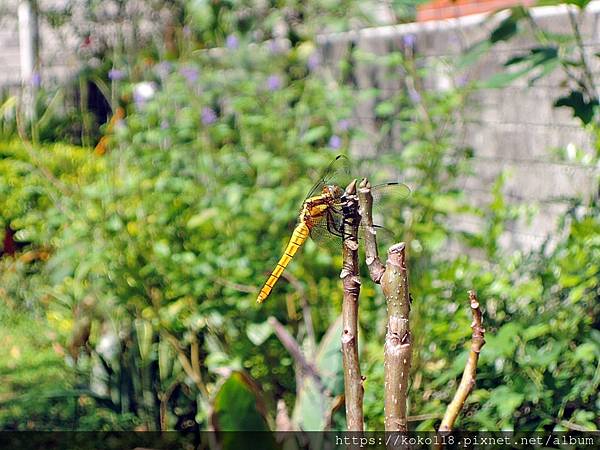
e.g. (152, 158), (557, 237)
(326, 211), (343, 238)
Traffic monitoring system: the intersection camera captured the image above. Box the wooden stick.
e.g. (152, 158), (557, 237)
(382, 243), (412, 431)
(439, 290), (486, 431)
(340, 179), (364, 431)
(358, 178), (386, 283)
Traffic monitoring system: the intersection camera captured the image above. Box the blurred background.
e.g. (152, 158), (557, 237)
(0, 0), (598, 432)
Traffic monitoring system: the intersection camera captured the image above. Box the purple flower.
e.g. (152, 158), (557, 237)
(337, 119), (350, 132)
(31, 71), (41, 88)
(155, 61), (172, 78)
(267, 75), (282, 91)
(225, 34), (239, 50)
(307, 53), (320, 71)
(201, 107), (217, 125)
(329, 135), (341, 149)
(409, 89), (421, 103)
(180, 66), (199, 84)
(108, 68), (125, 81)
(160, 119), (169, 130)
(456, 75), (468, 87)
(402, 33), (416, 49)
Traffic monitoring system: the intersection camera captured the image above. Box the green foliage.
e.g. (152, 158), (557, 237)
(23, 42), (360, 430)
(554, 91), (599, 124)
(0, 140), (103, 244)
(0, 288), (139, 430)
(212, 372), (271, 431)
(488, 6), (529, 43)
(484, 2), (600, 128)
(292, 317), (345, 430)
(1, 0), (599, 433)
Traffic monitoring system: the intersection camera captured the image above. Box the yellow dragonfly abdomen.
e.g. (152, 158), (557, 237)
(256, 221), (310, 304)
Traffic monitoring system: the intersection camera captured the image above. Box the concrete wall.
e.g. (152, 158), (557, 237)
(0, 0), (22, 88)
(318, 3), (600, 252)
(0, 0), (168, 89)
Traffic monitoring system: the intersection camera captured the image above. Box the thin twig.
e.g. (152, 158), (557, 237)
(159, 380), (180, 431)
(567, 7), (598, 101)
(281, 271), (316, 355)
(191, 334), (201, 382)
(357, 178), (386, 283)
(161, 330), (209, 398)
(407, 413), (443, 422)
(382, 243), (412, 432)
(267, 316), (330, 397)
(438, 290), (486, 432)
(213, 276), (256, 293)
(559, 420), (594, 432)
(340, 179), (364, 431)
(275, 399), (295, 432)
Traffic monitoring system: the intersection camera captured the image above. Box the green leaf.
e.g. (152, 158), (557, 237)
(484, 323), (520, 359)
(134, 320), (153, 362)
(481, 46), (558, 88)
(493, 387), (525, 419)
(153, 240), (171, 257)
(375, 101), (395, 117)
(211, 371), (271, 432)
(554, 91), (599, 124)
(301, 126), (328, 144)
(293, 316), (344, 430)
(490, 16), (518, 43)
(432, 194), (461, 213)
(186, 209), (217, 229)
(480, 67), (533, 89)
(573, 342), (598, 363)
(505, 47), (557, 67)
(522, 323), (550, 341)
(489, 6), (529, 43)
(246, 321), (273, 346)
(456, 41), (492, 70)
(537, 0), (591, 8)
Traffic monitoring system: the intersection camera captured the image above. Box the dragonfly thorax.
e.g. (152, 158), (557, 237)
(299, 184), (342, 228)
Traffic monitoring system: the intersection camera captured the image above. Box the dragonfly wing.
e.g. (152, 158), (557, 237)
(308, 212), (343, 252)
(358, 223), (396, 246)
(370, 182), (411, 204)
(305, 155), (353, 199)
(363, 181), (411, 244)
(369, 182), (410, 220)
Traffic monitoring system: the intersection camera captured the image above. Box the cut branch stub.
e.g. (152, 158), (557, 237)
(438, 290), (486, 432)
(358, 178), (386, 283)
(381, 242), (412, 432)
(340, 179), (364, 431)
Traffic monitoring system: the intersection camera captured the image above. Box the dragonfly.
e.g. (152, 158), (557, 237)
(256, 155), (410, 304)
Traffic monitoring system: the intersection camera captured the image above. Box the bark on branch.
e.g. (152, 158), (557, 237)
(439, 290), (486, 432)
(358, 178), (386, 283)
(382, 243), (412, 432)
(340, 179), (364, 431)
